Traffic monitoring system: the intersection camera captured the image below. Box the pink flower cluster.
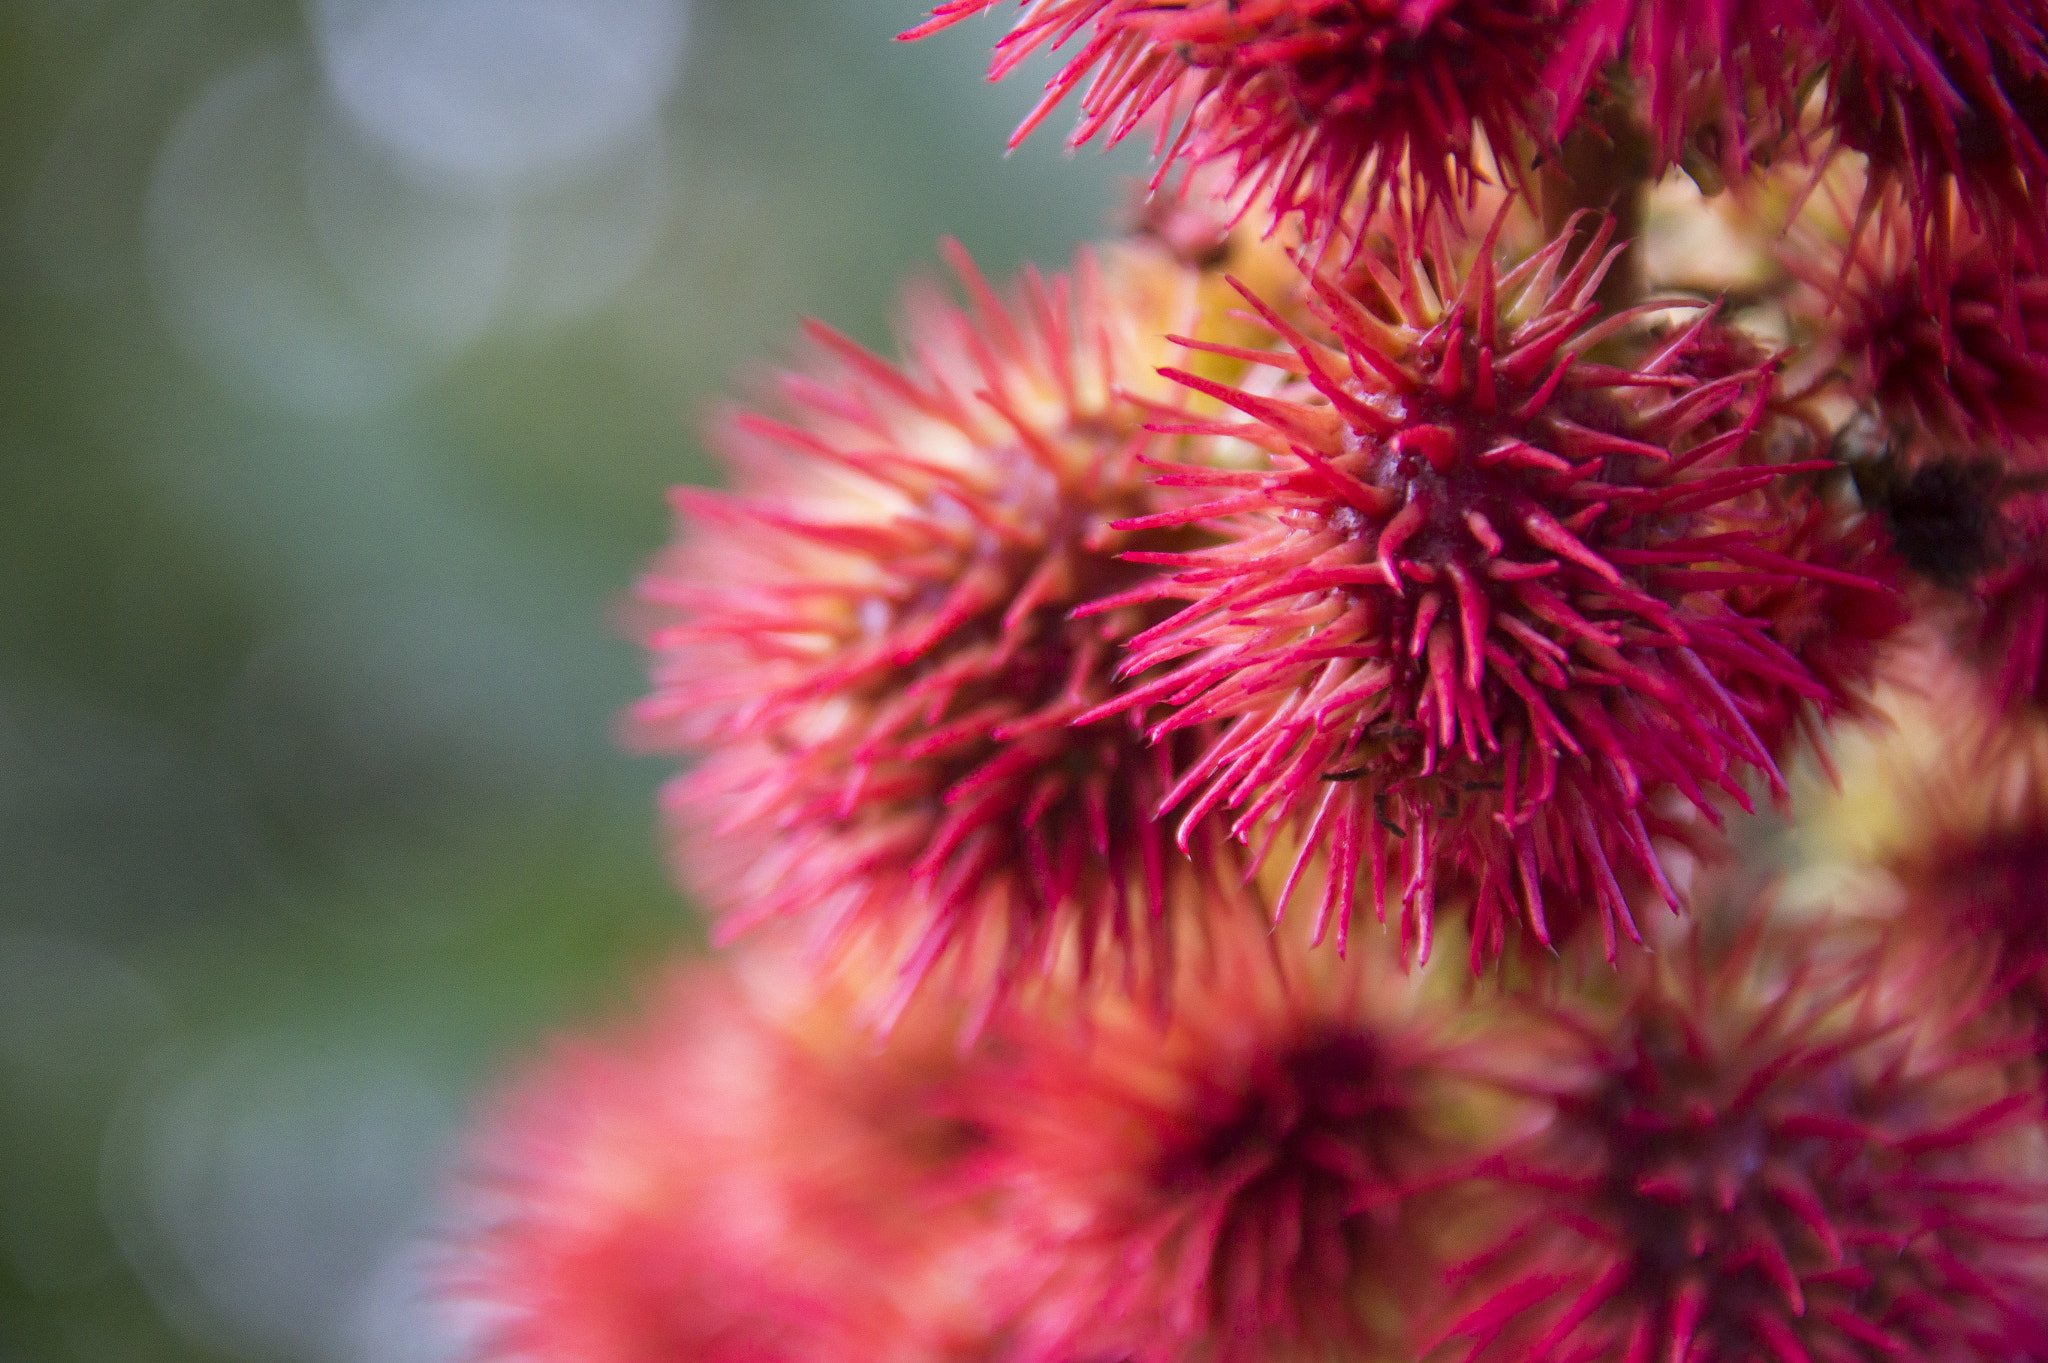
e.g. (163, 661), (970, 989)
(449, 5), (2048, 1361)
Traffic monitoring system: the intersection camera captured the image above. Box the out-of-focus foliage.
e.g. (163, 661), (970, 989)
(0, 3), (1136, 1359)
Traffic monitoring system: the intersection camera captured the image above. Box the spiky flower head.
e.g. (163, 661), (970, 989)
(451, 961), (994, 1363)
(630, 242), (1255, 1028)
(963, 932), (1493, 1363)
(1093, 207), (1892, 969)
(1546, 0), (1816, 181)
(1435, 928), (2048, 1363)
(1820, 0), (2048, 308)
(903, 0), (1565, 255)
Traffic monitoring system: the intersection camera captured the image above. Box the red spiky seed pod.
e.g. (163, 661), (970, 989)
(1824, 196), (2048, 457)
(1434, 930), (2048, 1363)
(1545, 0), (1817, 180)
(1820, 0), (2048, 313)
(630, 242), (1247, 1028)
(1090, 209), (1893, 969)
(965, 938), (1492, 1363)
(903, 0), (1566, 255)
(450, 964), (994, 1363)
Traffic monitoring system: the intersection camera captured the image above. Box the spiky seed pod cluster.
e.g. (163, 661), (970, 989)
(961, 940), (1492, 1363)
(630, 242), (1261, 1027)
(457, 924), (1520, 1363)
(1437, 931), (2048, 1363)
(904, 0), (1564, 254)
(448, 5), (2048, 1363)
(453, 912), (2048, 1363)
(1091, 210), (1885, 968)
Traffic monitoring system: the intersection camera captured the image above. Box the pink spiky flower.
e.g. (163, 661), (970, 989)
(1821, 0), (2048, 310)
(903, 0), (1566, 254)
(964, 937), (1493, 1363)
(1434, 928), (2048, 1363)
(630, 242), (1247, 1028)
(1545, 0), (1817, 179)
(1087, 209), (1893, 968)
(450, 964), (995, 1363)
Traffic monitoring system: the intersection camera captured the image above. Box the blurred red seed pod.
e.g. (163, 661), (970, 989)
(957, 928), (1518, 1363)
(629, 241), (1260, 1030)
(1433, 924), (2048, 1363)
(449, 957), (1000, 1363)
(1803, 189), (2048, 460)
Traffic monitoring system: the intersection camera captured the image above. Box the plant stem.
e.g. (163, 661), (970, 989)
(1540, 100), (1655, 311)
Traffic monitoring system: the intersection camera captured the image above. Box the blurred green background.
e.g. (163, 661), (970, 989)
(0, 4), (1139, 1358)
